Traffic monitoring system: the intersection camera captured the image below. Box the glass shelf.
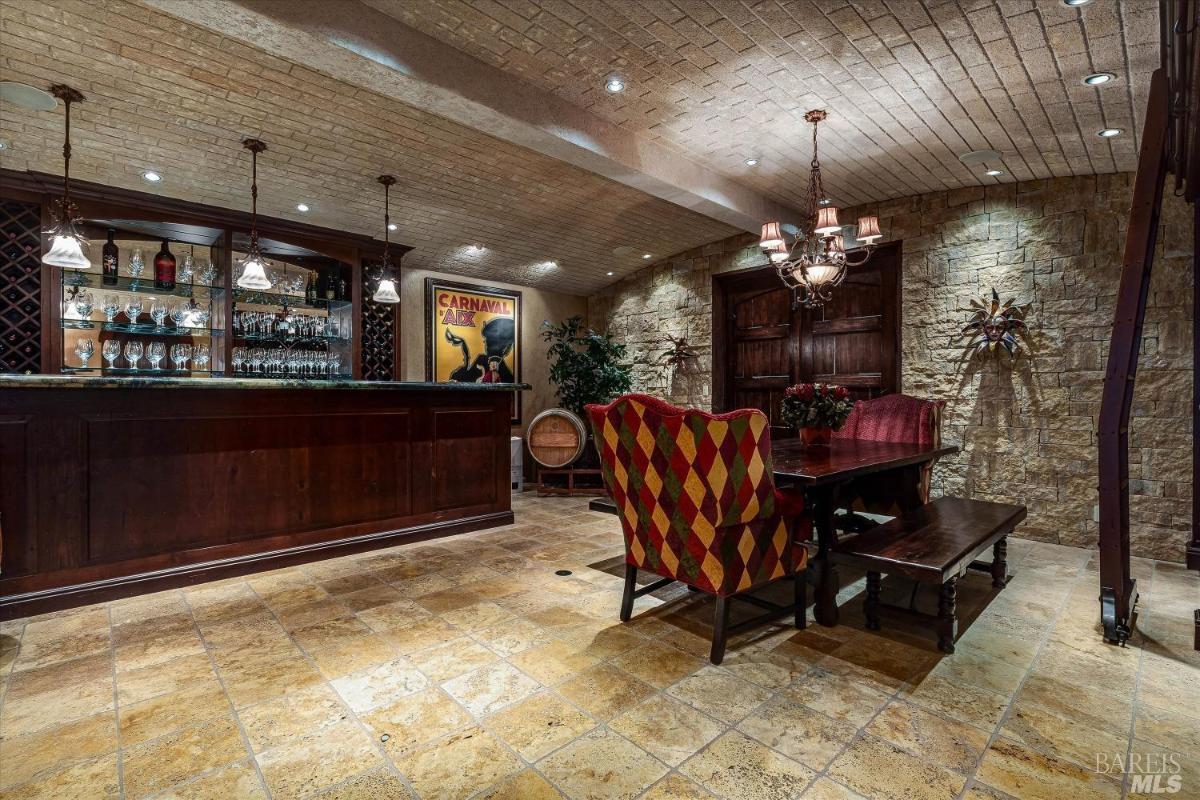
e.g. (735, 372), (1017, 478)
(234, 331), (349, 344)
(233, 288), (348, 311)
(62, 319), (224, 337)
(61, 366), (221, 376)
(64, 272), (224, 300)
(231, 372), (353, 380)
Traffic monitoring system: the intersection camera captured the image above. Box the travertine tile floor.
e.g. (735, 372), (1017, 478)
(0, 494), (1196, 800)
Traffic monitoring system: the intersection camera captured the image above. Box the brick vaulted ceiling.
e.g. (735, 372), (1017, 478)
(0, 0), (1158, 294)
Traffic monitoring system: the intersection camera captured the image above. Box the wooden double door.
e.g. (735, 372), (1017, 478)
(713, 243), (901, 430)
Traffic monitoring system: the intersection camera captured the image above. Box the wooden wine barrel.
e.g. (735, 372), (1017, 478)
(527, 408), (588, 467)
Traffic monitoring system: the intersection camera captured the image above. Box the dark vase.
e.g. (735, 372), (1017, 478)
(799, 426), (833, 448)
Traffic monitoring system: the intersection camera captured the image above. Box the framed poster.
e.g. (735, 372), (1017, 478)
(425, 278), (522, 425)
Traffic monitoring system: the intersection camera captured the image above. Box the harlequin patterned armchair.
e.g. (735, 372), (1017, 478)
(833, 393), (947, 519)
(586, 394), (812, 664)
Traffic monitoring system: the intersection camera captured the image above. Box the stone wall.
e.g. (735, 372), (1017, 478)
(588, 174), (1195, 562)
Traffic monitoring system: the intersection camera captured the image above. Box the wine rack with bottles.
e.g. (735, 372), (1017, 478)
(60, 223), (226, 376)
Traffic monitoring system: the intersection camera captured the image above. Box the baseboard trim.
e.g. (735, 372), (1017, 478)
(0, 511), (514, 620)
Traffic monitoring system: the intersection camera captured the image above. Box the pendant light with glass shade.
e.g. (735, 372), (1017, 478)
(758, 110), (881, 308)
(43, 84), (91, 271)
(371, 175), (400, 304)
(235, 138), (273, 290)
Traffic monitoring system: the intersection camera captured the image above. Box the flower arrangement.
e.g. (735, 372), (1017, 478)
(781, 383), (854, 444)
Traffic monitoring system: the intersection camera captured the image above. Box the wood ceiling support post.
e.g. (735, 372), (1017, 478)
(1098, 69), (1169, 646)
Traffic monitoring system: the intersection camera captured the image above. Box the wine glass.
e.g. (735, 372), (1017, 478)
(198, 260), (216, 286)
(73, 291), (95, 326)
(102, 339), (121, 370)
(170, 343), (192, 371)
(232, 346), (245, 374)
(147, 341), (166, 370)
(128, 248), (145, 282)
(178, 253), (195, 283)
(150, 299), (168, 329)
(193, 343), (210, 371)
(124, 298), (143, 327)
(169, 302), (188, 331)
(102, 295), (120, 323)
(192, 306), (210, 327)
(124, 340), (143, 370)
(74, 338), (95, 369)
(327, 352), (341, 378)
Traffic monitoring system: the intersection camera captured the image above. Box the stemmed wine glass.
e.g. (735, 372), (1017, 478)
(198, 260), (216, 286)
(128, 248), (145, 283)
(327, 352), (341, 378)
(232, 346), (245, 374)
(150, 299), (168, 330)
(102, 295), (120, 323)
(124, 340), (143, 371)
(147, 341), (166, 370)
(74, 291), (95, 327)
(125, 299), (144, 327)
(74, 338), (95, 369)
(170, 343), (192, 371)
(178, 253), (195, 284)
(193, 343), (210, 371)
(102, 339), (121, 370)
(169, 302), (188, 331)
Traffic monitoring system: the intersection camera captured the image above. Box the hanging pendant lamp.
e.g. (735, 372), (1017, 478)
(236, 138), (273, 290)
(43, 84), (91, 271)
(371, 175), (400, 304)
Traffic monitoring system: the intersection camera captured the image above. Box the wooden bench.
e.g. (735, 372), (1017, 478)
(832, 497), (1027, 653)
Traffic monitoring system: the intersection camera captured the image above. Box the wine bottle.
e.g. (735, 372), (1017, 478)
(154, 239), (176, 290)
(336, 276), (347, 301)
(323, 269), (336, 301)
(305, 271), (316, 305)
(102, 229), (119, 285)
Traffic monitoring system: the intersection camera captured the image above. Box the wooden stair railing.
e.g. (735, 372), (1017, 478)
(1098, 69), (1169, 646)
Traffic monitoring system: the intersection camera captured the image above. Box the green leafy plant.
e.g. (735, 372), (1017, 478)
(781, 383), (855, 430)
(541, 316), (633, 419)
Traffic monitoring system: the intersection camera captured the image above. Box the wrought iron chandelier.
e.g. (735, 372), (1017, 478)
(371, 174), (400, 304)
(43, 84), (90, 271)
(236, 138), (273, 290)
(759, 110), (881, 308)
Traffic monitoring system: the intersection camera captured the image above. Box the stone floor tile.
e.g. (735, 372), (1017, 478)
(288, 616), (373, 655)
(974, 737), (1122, 800)
(220, 653), (325, 708)
(0, 711), (117, 789)
(1135, 703), (1200, 757)
(640, 773), (720, 800)
(439, 601), (517, 631)
(866, 700), (991, 774)
(330, 657), (428, 713)
(608, 640), (707, 689)
(469, 618), (555, 657)
(801, 777), (868, 799)
(782, 667), (891, 727)
(680, 729), (816, 800)
(392, 725), (523, 800)
(361, 686), (472, 756)
(255, 717), (381, 799)
(665, 665), (772, 724)
(610, 693), (726, 766)
(826, 734), (965, 800)
(0, 753), (120, 800)
(115, 652), (220, 705)
(737, 695), (859, 771)
(308, 632), (399, 679)
(407, 636), (498, 682)
(484, 690), (596, 761)
(554, 663), (656, 721)
(154, 760), (267, 799)
(508, 639), (601, 685)
(899, 673), (1011, 731)
(442, 661), (541, 716)
(122, 716), (248, 799)
(375, 617), (462, 654)
(119, 682), (231, 747)
(1000, 698), (1130, 770)
(304, 766), (413, 799)
(537, 728), (668, 800)
(474, 769), (564, 799)
(237, 684), (349, 752)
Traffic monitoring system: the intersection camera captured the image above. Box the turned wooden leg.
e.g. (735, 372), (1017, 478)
(795, 573), (807, 630)
(710, 596), (730, 664)
(992, 537), (1008, 588)
(812, 487), (841, 627)
(937, 577), (959, 653)
(865, 571), (882, 631)
(620, 565), (636, 622)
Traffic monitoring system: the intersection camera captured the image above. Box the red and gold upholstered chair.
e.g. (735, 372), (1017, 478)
(832, 393), (947, 525)
(586, 394), (812, 664)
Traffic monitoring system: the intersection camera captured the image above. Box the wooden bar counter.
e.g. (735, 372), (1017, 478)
(0, 375), (525, 619)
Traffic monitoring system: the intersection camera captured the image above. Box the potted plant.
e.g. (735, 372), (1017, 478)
(541, 316), (633, 419)
(781, 383), (854, 447)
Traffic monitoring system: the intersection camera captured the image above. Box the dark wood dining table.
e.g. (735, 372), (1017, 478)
(771, 438), (959, 627)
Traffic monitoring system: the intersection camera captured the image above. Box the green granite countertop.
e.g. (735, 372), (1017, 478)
(0, 374), (531, 391)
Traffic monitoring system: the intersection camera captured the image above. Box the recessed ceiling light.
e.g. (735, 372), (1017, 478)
(604, 76), (625, 93)
(642, 253), (652, 259)
(1082, 72), (1115, 86)
(818, 198), (831, 206)
(1098, 127), (1123, 137)
(0, 138), (9, 150)
(745, 157), (759, 166)
(387, 223), (397, 231)
(141, 171), (162, 183)
(606, 271), (614, 276)
(296, 203), (310, 212)
(985, 168), (1003, 176)
(1062, 0), (1091, 6)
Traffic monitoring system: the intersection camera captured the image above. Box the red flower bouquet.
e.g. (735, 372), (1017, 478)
(781, 383), (854, 447)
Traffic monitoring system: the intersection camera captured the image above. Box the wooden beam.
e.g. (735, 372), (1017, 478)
(1097, 69), (1170, 645)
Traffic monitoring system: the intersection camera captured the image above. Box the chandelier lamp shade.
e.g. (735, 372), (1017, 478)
(372, 175), (401, 304)
(235, 138), (273, 291)
(42, 84), (91, 271)
(758, 109), (881, 307)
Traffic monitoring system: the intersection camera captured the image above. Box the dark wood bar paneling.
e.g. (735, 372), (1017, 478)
(0, 377), (521, 619)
